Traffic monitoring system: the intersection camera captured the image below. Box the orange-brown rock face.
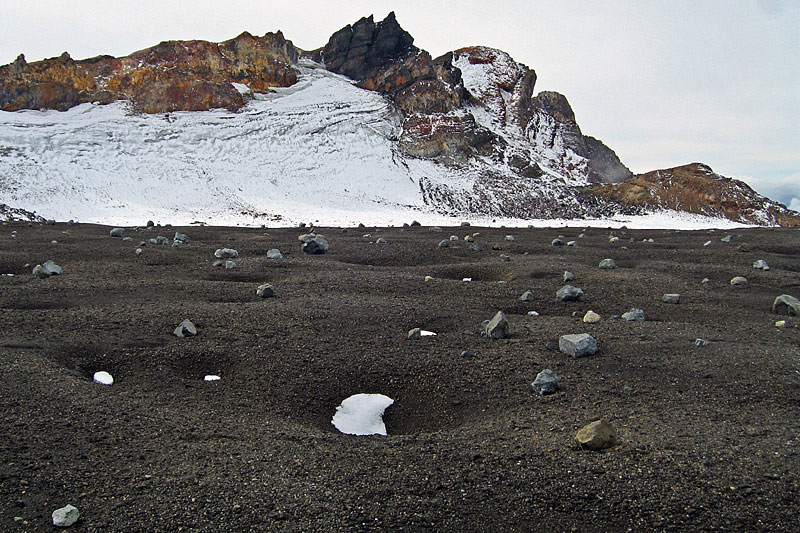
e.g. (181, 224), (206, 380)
(587, 163), (800, 226)
(0, 32), (298, 113)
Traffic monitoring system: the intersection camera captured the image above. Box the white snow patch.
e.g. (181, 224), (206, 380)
(230, 83), (251, 95)
(420, 330), (437, 336)
(331, 393), (394, 436)
(93, 371), (113, 385)
(204, 375), (221, 382)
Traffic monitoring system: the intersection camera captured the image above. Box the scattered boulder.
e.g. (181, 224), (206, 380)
(424, 275), (434, 282)
(266, 249), (283, 259)
(469, 243), (482, 252)
(482, 311), (508, 339)
(622, 308), (645, 322)
(256, 283), (275, 298)
(225, 260), (237, 269)
(464, 235), (474, 242)
(204, 375), (221, 381)
(505, 235), (515, 241)
(121, 237), (132, 243)
(662, 294), (680, 304)
(407, 327), (422, 339)
(608, 236), (619, 243)
(174, 319), (197, 338)
(461, 221), (470, 226)
(212, 260), (224, 267)
(583, 310), (601, 323)
(173, 232), (189, 246)
(730, 276), (748, 287)
(411, 220), (421, 226)
(701, 278), (710, 284)
(703, 240), (712, 247)
(150, 236), (169, 245)
(499, 254), (510, 262)
(567, 240), (577, 246)
(429, 226), (442, 232)
(551, 237), (564, 246)
(721, 234), (734, 242)
(109, 228), (125, 238)
(375, 237), (387, 244)
(46, 219), (56, 225)
(563, 271), (575, 282)
(146, 220), (155, 227)
(135, 248), (143, 256)
(519, 290), (534, 302)
(753, 259), (770, 270)
(93, 371), (114, 385)
(449, 235), (459, 241)
(695, 338), (711, 347)
(556, 285), (583, 302)
(38, 260), (63, 277)
(527, 311), (540, 316)
(438, 239), (450, 248)
(598, 258), (617, 269)
(52, 504), (79, 527)
(32, 264), (49, 278)
(532, 369), (560, 395)
(575, 419), (617, 450)
(214, 248), (239, 259)
(559, 333), (598, 357)
(772, 294), (800, 316)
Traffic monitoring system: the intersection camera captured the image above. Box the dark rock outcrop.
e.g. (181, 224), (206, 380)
(586, 163), (800, 226)
(0, 32), (298, 113)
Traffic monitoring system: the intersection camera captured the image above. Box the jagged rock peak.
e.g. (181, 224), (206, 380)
(586, 163), (800, 226)
(322, 12), (416, 82)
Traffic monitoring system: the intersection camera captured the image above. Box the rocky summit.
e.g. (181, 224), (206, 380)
(0, 13), (796, 225)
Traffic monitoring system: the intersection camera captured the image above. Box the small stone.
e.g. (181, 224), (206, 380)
(598, 258), (617, 269)
(662, 294), (680, 304)
(775, 320), (786, 327)
(567, 240), (576, 246)
(730, 276), (748, 287)
(449, 235), (459, 241)
(583, 310), (601, 323)
(621, 308), (645, 322)
(753, 259), (770, 270)
(174, 319), (197, 338)
(695, 338), (711, 347)
(411, 220), (421, 227)
(505, 235), (515, 241)
(720, 234), (734, 242)
(703, 240), (712, 247)
(225, 260), (237, 269)
(146, 220), (155, 227)
(527, 311), (540, 316)
(214, 248), (238, 259)
(52, 504), (79, 527)
(109, 227), (125, 238)
(437, 239), (450, 248)
(375, 237), (387, 244)
(266, 249), (283, 259)
(204, 375), (221, 381)
(482, 311), (509, 339)
(608, 236), (619, 243)
(173, 232), (189, 246)
(551, 238), (564, 246)
(532, 369), (560, 395)
(135, 248), (143, 256)
(575, 419), (617, 450)
(212, 260), (224, 267)
(563, 271), (575, 282)
(499, 254), (510, 262)
(519, 290), (534, 301)
(256, 283), (275, 298)
(772, 294), (800, 316)
(429, 226), (442, 233)
(150, 236), (169, 245)
(701, 278), (710, 284)
(559, 333), (598, 357)
(42, 260), (63, 275)
(462, 277), (472, 282)
(461, 221), (470, 226)
(472, 232), (481, 237)
(93, 371), (113, 385)
(51, 240), (58, 244)
(122, 237), (132, 243)
(407, 328), (422, 339)
(460, 350), (472, 358)
(32, 264), (49, 278)
(556, 285), (583, 302)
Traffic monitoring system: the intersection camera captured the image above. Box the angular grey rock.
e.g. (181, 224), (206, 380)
(149, 236), (169, 245)
(449, 235), (459, 241)
(375, 237), (387, 244)
(482, 311), (509, 339)
(173, 232), (189, 246)
(32, 264), (49, 278)
(695, 338), (711, 347)
(730, 276), (748, 287)
(532, 369), (560, 395)
(302, 236), (329, 254)
(464, 235), (474, 242)
(556, 285), (583, 302)
(109, 227), (125, 238)
(621, 308), (645, 322)
(225, 260), (237, 269)
(52, 504), (79, 527)
(519, 290), (534, 302)
(469, 243), (482, 252)
(266, 249), (283, 259)
(772, 294), (800, 316)
(214, 248), (239, 259)
(499, 254), (510, 262)
(407, 327), (422, 339)
(135, 248), (143, 256)
(551, 237), (564, 246)
(461, 221), (471, 226)
(45, 219), (56, 225)
(505, 235), (515, 241)
(563, 271), (575, 282)
(212, 259), (224, 267)
(598, 258), (617, 269)
(559, 333), (598, 357)
(437, 239), (450, 248)
(122, 236), (132, 242)
(42, 260), (62, 275)
(256, 283), (275, 298)
(701, 278), (710, 284)
(753, 259), (770, 270)
(174, 319), (197, 338)
(721, 234), (734, 242)
(567, 240), (577, 246)
(662, 294), (680, 304)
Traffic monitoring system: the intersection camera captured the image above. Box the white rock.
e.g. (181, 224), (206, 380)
(204, 375), (221, 381)
(52, 504), (79, 527)
(92, 371), (113, 385)
(462, 277), (472, 282)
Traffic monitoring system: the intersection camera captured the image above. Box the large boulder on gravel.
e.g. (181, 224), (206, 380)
(174, 319), (197, 338)
(52, 504), (80, 527)
(173, 232), (189, 246)
(598, 258), (617, 269)
(532, 369), (560, 395)
(110, 228), (125, 238)
(482, 311), (508, 339)
(559, 333), (598, 357)
(256, 283), (275, 298)
(267, 249), (283, 259)
(622, 308), (645, 322)
(302, 236), (329, 254)
(730, 276), (748, 287)
(575, 419), (617, 450)
(773, 294), (800, 316)
(556, 285), (583, 302)
(214, 248), (238, 259)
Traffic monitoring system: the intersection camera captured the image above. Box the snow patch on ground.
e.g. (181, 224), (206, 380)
(331, 393), (394, 436)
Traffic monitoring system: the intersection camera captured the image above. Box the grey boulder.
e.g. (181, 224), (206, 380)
(622, 308), (645, 322)
(52, 504), (79, 527)
(109, 227), (125, 238)
(556, 285), (583, 302)
(174, 319), (197, 338)
(302, 236), (329, 254)
(214, 248), (239, 259)
(559, 333), (598, 357)
(598, 258), (617, 269)
(519, 290), (534, 302)
(773, 294), (800, 316)
(266, 249), (283, 259)
(532, 369), (560, 395)
(662, 294), (680, 304)
(256, 283), (275, 298)
(753, 259), (770, 270)
(730, 276), (748, 287)
(482, 311), (509, 339)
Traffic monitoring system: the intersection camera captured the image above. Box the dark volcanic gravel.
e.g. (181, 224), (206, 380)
(1, 222), (799, 531)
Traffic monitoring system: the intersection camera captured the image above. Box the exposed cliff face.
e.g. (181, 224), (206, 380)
(0, 32), (298, 113)
(586, 163), (800, 226)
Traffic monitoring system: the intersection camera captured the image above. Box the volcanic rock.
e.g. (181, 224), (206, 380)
(110, 228), (125, 238)
(772, 294), (800, 316)
(556, 285), (583, 302)
(256, 283), (275, 298)
(753, 259), (769, 270)
(174, 319), (197, 338)
(482, 311), (508, 339)
(583, 310), (601, 323)
(730, 276), (748, 288)
(575, 419), (617, 450)
(662, 294), (680, 304)
(622, 308), (645, 322)
(532, 369), (560, 395)
(214, 248), (238, 259)
(598, 258), (617, 269)
(559, 333), (598, 357)
(52, 504), (79, 527)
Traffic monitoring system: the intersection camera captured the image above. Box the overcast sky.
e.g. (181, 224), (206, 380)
(2, 1), (798, 208)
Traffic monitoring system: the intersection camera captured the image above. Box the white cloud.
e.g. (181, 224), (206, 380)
(789, 198), (800, 212)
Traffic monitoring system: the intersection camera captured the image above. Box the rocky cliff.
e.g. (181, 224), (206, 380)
(586, 163), (800, 226)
